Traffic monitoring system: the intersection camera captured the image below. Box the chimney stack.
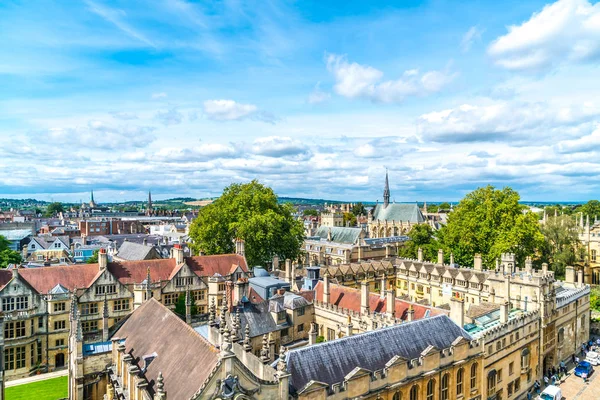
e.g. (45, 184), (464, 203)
(380, 276), (387, 295)
(474, 254), (482, 271)
(500, 301), (509, 324)
(385, 245), (391, 258)
(577, 268), (584, 287)
(450, 298), (465, 328)
(437, 249), (444, 265)
(542, 263), (548, 275)
(505, 275), (511, 307)
(173, 244), (184, 265)
(386, 290), (395, 319)
(525, 256), (532, 273)
(234, 238), (245, 257)
(285, 259), (293, 284)
(360, 281), (370, 315)
(272, 255), (279, 272)
(417, 247), (423, 262)
(99, 248), (108, 270)
(565, 266), (576, 285)
(309, 322), (317, 345)
(323, 274), (330, 304)
(407, 305), (415, 321)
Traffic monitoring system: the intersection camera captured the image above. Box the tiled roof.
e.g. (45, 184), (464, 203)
(0, 270), (12, 290)
(18, 264), (101, 294)
(115, 241), (159, 261)
(313, 226), (362, 244)
(185, 254), (248, 277)
(113, 298), (219, 399)
(466, 302), (501, 319)
(314, 281), (447, 320)
(108, 259), (177, 285)
(285, 314), (471, 394)
(372, 203), (425, 223)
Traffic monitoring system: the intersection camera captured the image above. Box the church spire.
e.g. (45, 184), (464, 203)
(147, 190), (153, 216)
(91, 190), (94, 203)
(383, 169), (390, 209)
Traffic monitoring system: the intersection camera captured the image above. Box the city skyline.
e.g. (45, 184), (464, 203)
(2, 0), (600, 201)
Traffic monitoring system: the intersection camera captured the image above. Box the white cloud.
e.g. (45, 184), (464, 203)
(461, 26), (483, 53)
(307, 82), (331, 104)
(325, 54), (455, 103)
(203, 99), (276, 123)
(488, 0), (600, 70)
(354, 144), (377, 158)
(151, 92), (167, 99)
(418, 99), (600, 143)
(251, 136), (311, 158)
(154, 108), (184, 125)
(555, 124), (600, 153)
(44, 120), (156, 149)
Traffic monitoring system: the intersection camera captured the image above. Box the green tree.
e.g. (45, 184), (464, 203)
(540, 215), (583, 279)
(439, 202), (451, 210)
(398, 224), (439, 261)
(426, 204), (439, 213)
(86, 250), (99, 264)
(188, 181), (305, 266)
(351, 203), (366, 216)
(438, 186), (544, 268)
(0, 235), (22, 268)
(302, 209), (319, 217)
(343, 212), (357, 227)
(45, 202), (64, 217)
(174, 293), (197, 316)
(579, 200), (600, 220)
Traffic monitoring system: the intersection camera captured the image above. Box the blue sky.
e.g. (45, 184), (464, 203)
(1, 0), (600, 203)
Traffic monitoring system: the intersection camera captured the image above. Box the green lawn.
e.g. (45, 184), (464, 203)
(6, 375), (68, 400)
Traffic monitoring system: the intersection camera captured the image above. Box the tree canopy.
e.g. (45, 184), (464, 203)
(398, 224), (438, 261)
(0, 235), (22, 268)
(539, 215), (583, 279)
(578, 200), (600, 220)
(351, 203), (366, 216)
(45, 202), (64, 217)
(302, 209), (319, 217)
(188, 181), (305, 267)
(438, 186), (544, 268)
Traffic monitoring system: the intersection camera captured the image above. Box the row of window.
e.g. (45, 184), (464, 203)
(391, 364), (478, 400)
(2, 296), (29, 312)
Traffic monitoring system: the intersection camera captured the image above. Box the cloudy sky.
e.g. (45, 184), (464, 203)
(1, 0), (600, 203)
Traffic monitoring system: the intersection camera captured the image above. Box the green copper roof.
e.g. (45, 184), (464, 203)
(372, 203), (425, 223)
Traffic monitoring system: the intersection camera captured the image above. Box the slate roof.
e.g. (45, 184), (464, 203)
(314, 281), (447, 320)
(313, 226), (362, 244)
(466, 302), (501, 319)
(0, 229), (32, 241)
(115, 241), (160, 261)
(285, 315), (471, 394)
(113, 298), (219, 399)
(372, 203), (425, 223)
(236, 301), (288, 338)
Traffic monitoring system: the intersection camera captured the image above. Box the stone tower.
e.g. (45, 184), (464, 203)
(383, 170), (390, 209)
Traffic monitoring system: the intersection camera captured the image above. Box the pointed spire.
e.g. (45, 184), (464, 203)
(243, 323), (252, 352)
(383, 169), (390, 209)
(230, 311), (239, 342)
(208, 297), (216, 325)
(260, 334), (270, 363)
(91, 190), (94, 203)
(185, 286), (191, 306)
(277, 346), (287, 372)
(586, 214), (590, 228)
(70, 290), (78, 321)
(154, 372), (166, 400)
(76, 315), (83, 342)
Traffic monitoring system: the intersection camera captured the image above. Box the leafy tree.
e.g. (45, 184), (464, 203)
(426, 204), (439, 213)
(351, 203), (366, 216)
(579, 200), (600, 220)
(189, 181), (305, 266)
(439, 202), (451, 210)
(438, 186), (545, 268)
(540, 215), (583, 279)
(174, 293), (197, 316)
(45, 202), (64, 217)
(590, 287), (600, 312)
(343, 212), (357, 227)
(398, 224), (439, 261)
(302, 209), (319, 217)
(0, 235), (22, 268)
(86, 250), (99, 264)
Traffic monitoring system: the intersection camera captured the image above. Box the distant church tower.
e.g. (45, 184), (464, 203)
(89, 190), (97, 208)
(146, 191), (153, 216)
(383, 170), (390, 209)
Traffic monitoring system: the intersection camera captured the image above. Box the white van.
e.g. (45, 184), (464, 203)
(538, 385), (562, 400)
(585, 351), (600, 365)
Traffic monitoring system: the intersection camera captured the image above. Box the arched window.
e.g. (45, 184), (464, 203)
(471, 363), (478, 390)
(521, 347), (531, 369)
(393, 392), (401, 400)
(457, 368), (464, 396)
(410, 385), (419, 400)
(487, 370), (497, 395)
(426, 379), (435, 400)
(441, 373), (449, 400)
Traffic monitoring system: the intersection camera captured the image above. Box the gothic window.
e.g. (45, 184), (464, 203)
(393, 392), (401, 400)
(487, 370), (497, 395)
(471, 363), (478, 390)
(426, 379), (435, 400)
(457, 368), (464, 395)
(441, 373), (449, 400)
(521, 348), (530, 369)
(410, 385), (419, 400)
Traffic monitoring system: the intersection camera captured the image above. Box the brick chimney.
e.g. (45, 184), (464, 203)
(360, 281), (370, 315)
(474, 254), (482, 271)
(99, 248), (108, 271)
(173, 244), (184, 265)
(386, 290), (395, 319)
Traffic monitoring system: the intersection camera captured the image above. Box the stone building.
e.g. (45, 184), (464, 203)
(578, 217), (600, 284)
(367, 172), (431, 238)
(0, 243), (249, 383)
(304, 226), (407, 265)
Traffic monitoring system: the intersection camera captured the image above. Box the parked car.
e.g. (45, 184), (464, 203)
(585, 351), (600, 366)
(537, 385), (562, 400)
(574, 361), (593, 378)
